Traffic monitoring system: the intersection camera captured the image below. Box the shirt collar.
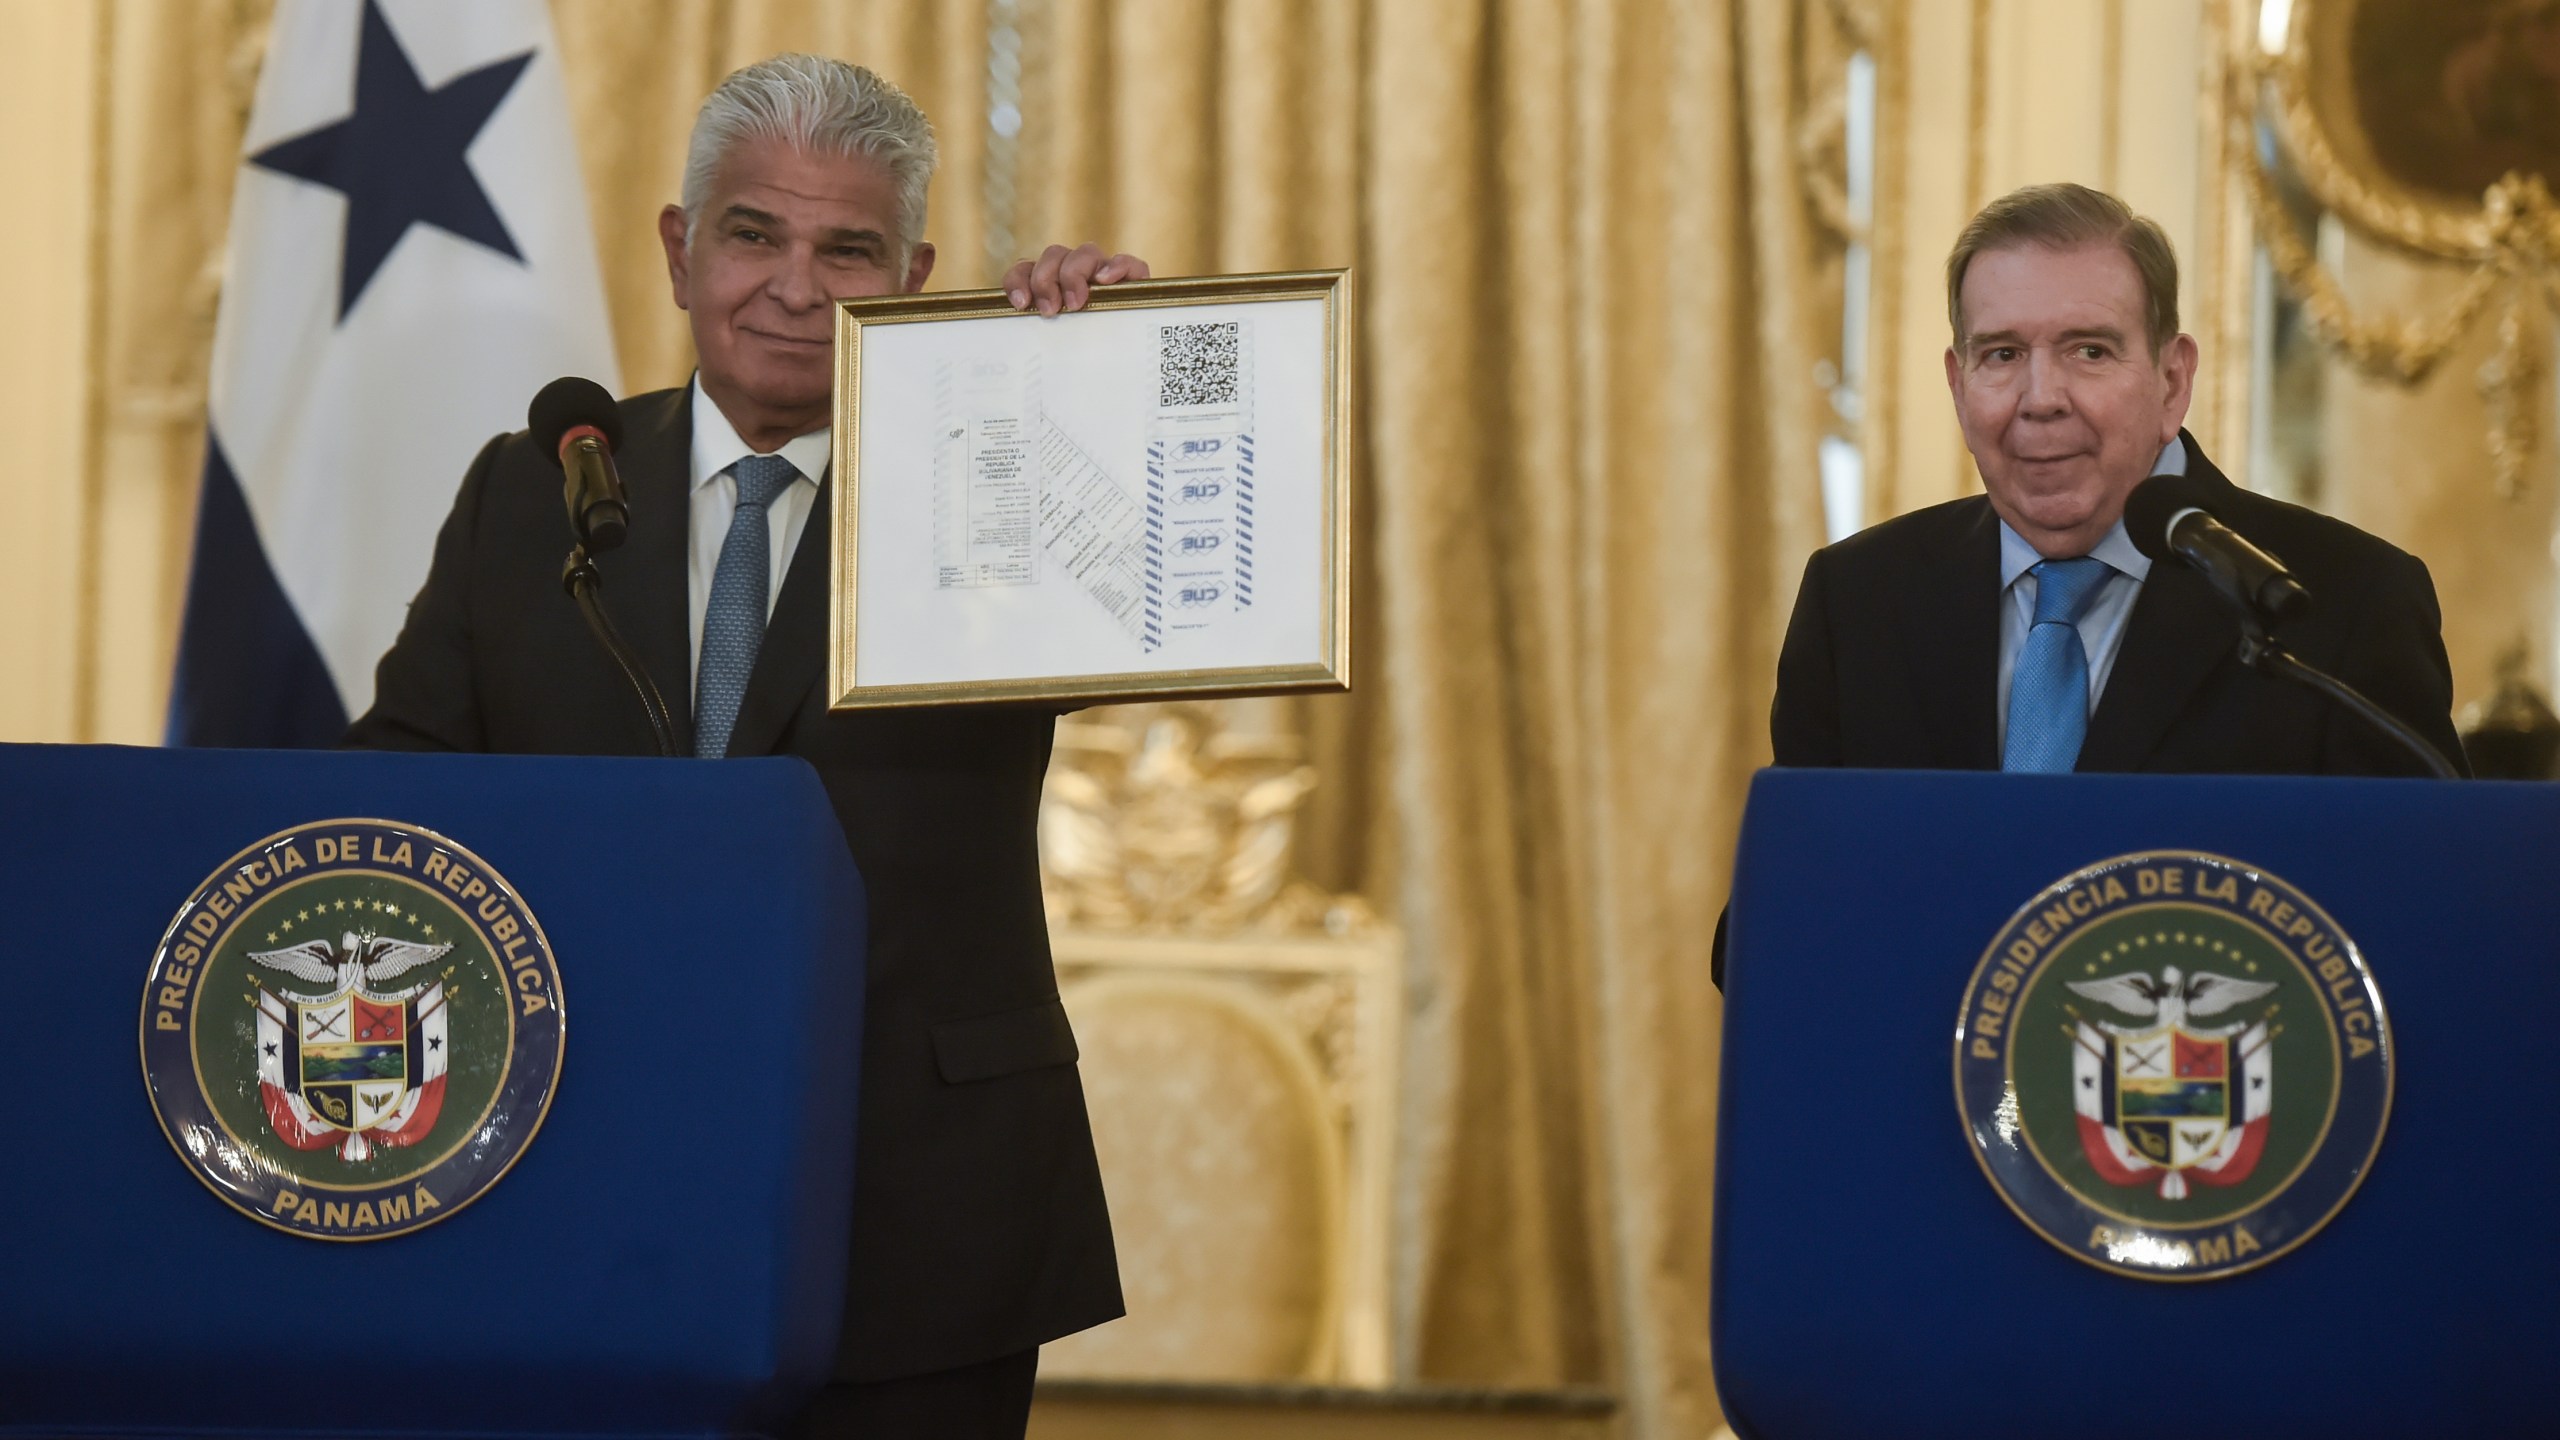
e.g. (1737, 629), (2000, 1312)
(687, 376), (831, 492)
(1996, 437), (2183, 589)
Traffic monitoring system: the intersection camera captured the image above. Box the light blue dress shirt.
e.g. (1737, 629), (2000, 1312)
(1993, 436), (2187, 752)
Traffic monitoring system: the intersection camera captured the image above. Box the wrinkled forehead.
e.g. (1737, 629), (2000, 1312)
(1956, 241), (2149, 346)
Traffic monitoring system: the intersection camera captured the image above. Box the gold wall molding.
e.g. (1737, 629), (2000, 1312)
(1791, 0), (1913, 524)
(72, 0), (119, 744)
(2234, 0), (2560, 500)
(1963, 0), (1990, 211)
(2098, 0), (2124, 193)
(1794, 0), (1879, 242)
(1861, 0), (1911, 528)
(2195, 0), (2255, 467)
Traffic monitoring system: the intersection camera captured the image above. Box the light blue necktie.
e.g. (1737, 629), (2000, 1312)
(694, 454), (800, 759)
(2003, 556), (2115, 774)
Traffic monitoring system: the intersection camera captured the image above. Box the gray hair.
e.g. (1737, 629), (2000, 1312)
(1947, 182), (2180, 355)
(680, 54), (938, 255)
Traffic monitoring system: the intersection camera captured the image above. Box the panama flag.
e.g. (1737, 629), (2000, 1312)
(168, 0), (617, 745)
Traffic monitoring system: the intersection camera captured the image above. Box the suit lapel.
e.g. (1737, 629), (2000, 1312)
(2077, 431), (2240, 772)
(1910, 500), (2003, 768)
(724, 468), (832, 758)
(594, 388), (696, 755)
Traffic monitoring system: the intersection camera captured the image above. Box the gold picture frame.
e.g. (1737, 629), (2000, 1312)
(828, 269), (1353, 710)
(2267, 0), (2560, 262)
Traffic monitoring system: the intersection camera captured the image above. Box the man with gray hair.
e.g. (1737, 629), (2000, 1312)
(353, 53), (1146, 1436)
(1716, 183), (2463, 991)
(1762, 181), (2462, 788)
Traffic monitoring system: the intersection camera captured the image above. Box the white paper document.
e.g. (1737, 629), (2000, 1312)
(930, 322), (1260, 649)
(1037, 417), (1150, 639)
(853, 297), (1330, 690)
(932, 355), (1040, 587)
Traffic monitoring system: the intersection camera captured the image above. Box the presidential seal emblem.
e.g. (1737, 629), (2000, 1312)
(1954, 852), (2391, 1280)
(139, 819), (565, 1240)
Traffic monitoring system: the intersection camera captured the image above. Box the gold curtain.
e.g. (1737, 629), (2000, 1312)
(56, 2), (1829, 1432)
(1354, 2), (1821, 1423)
(1000, 0), (1822, 1427)
(9, 0), (274, 743)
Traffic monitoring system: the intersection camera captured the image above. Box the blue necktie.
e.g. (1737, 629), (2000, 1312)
(694, 454), (800, 759)
(2003, 556), (2114, 774)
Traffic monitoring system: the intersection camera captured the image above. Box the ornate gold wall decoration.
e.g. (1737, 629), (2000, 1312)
(1038, 705), (1399, 1386)
(1793, 0), (1909, 526)
(2236, 0), (2560, 499)
(1041, 705), (1373, 935)
(1795, 0), (1880, 246)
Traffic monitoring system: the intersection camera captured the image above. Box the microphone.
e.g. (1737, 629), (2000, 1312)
(529, 377), (629, 552)
(527, 376), (677, 759)
(2121, 469), (2459, 779)
(2124, 472), (2310, 625)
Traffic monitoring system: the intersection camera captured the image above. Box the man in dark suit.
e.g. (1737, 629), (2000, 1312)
(349, 54), (1146, 1438)
(1720, 183), (2463, 988)
(1771, 182), (2462, 778)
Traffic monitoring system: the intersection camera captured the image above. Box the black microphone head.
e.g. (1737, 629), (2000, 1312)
(528, 377), (622, 467)
(583, 502), (630, 554)
(2123, 471), (2216, 561)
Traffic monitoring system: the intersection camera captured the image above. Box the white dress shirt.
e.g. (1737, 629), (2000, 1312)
(686, 379), (828, 683)
(1993, 435), (2187, 751)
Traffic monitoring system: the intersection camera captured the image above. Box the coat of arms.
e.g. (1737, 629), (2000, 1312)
(249, 931), (453, 1162)
(2066, 965), (2277, 1200)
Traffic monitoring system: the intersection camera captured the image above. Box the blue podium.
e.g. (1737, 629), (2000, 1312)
(0, 744), (867, 1439)
(1714, 769), (2560, 1439)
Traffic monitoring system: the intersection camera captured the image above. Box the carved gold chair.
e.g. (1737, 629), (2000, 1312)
(1034, 706), (1400, 1384)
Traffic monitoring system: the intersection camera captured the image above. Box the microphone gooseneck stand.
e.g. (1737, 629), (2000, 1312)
(562, 544), (680, 759)
(2129, 473), (2462, 781)
(533, 377), (675, 756)
(2233, 618), (2461, 780)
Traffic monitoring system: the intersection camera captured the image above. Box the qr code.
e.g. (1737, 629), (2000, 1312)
(1159, 321), (1240, 407)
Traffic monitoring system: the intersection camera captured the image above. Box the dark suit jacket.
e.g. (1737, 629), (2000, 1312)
(1769, 432), (2464, 776)
(1716, 433), (2466, 987)
(348, 386), (1122, 1381)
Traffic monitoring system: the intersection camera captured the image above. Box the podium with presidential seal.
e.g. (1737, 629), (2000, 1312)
(0, 743), (867, 1439)
(1714, 768), (2560, 1440)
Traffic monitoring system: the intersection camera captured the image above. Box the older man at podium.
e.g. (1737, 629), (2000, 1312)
(1768, 181), (2463, 781)
(350, 54), (1142, 1440)
(1707, 183), (2466, 991)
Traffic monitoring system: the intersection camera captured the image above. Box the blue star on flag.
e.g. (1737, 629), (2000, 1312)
(249, 0), (533, 320)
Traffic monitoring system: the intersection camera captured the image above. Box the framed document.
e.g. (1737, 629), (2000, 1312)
(828, 269), (1351, 709)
